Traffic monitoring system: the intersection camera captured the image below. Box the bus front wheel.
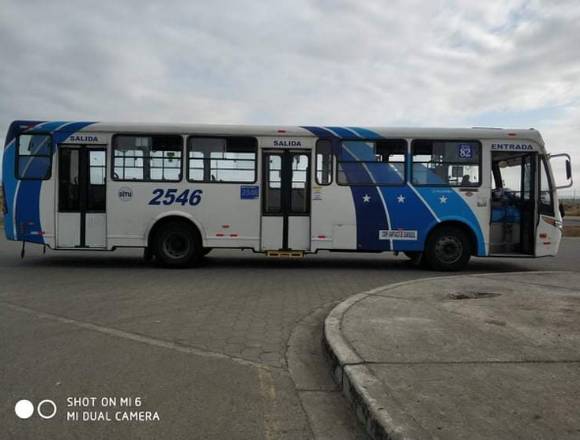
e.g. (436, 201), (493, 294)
(153, 221), (202, 268)
(424, 226), (471, 271)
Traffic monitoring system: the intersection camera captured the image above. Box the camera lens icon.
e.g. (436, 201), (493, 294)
(14, 399), (57, 420)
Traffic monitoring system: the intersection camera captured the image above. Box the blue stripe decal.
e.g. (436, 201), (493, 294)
(325, 126), (357, 140)
(347, 127), (383, 139)
(28, 121), (69, 133)
(328, 127), (392, 248)
(342, 126), (438, 251)
(353, 126), (485, 255)
(14, 178), (44, 243)
(416, 188), (486, 255)
(341, 147), (390, 251)
(2, 139), (17, 240)
(303, 126), (486, 255)
(302, 126), (390, 250)
(3, 121), (45, 241)
(10, 121), (95, 243)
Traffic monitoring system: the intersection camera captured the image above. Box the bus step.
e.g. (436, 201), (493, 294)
(266, 250), (304, 258)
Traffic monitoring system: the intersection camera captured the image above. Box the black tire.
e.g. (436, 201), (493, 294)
(153, 221), (202, 268)
(143, 247), (154, 262)
(202, 247), (212, 256)
(424, 226), (472, 271)
(403, 251), (422, 265)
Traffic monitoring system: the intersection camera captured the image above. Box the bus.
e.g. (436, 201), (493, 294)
(2, 120), (573, 270)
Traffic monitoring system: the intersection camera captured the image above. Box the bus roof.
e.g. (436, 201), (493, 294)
(9, 121), (546, 146)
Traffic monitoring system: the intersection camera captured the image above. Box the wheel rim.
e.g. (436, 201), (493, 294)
(162, 233), (190, 259)
(434, 235), (463, 264)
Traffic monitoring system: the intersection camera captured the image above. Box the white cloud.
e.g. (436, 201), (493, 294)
(0, 0), (579, 191)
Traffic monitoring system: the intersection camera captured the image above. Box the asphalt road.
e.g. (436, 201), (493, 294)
(1, 237), (579, 439)
(565, 216), (580, 226)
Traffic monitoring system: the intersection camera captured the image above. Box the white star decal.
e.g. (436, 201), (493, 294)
(362, 194), (371, 203)
(397, 194), (405, 204)
(439, 195), (448, 204)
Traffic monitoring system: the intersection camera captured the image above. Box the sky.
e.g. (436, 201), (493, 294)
(1, 0), (579, 195)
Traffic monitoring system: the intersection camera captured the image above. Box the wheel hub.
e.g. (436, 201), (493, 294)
(163, 233), (190, 259)
(435, 235), (463, 264)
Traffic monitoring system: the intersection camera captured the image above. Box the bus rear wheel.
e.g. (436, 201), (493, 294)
(424, 226), (471, 271)
(153, 221), (202, 268)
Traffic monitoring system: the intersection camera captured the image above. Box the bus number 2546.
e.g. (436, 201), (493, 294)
(149, 189), (203, 206)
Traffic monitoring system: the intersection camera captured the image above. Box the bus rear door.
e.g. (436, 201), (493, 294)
(56, 145), (107, 248)
(261, 150), (311, 251)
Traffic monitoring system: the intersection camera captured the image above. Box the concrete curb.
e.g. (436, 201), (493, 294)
(323, 276), (455, 440)
(322, 271), (567, 440)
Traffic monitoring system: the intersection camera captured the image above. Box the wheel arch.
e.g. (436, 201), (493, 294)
(146, 212), (204, 250)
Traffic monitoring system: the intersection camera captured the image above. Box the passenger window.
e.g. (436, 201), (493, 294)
(113, 135), (182, 181)
(411, 140), (480, 186)
(336, 139), (406, 185)
(188, 137), (257, 183)
(315, 140), (333, 185)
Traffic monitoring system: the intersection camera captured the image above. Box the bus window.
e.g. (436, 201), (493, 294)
(58, 149), (80, 211)
(88, 150), (106, 212)
(264, 154), (282, 213)
(17, 134), (52, 180)
(337, 139), (406, 185)
(539, 157), (554, 216)
(315, 140), (332, 185)
(113, 135), (182, 181)
(188, 137), (257, 183)
(411, 140), (480, 186)
(291, 154), (309, 213)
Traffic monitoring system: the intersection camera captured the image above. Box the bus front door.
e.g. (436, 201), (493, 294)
(490, 152), (536, 254)
(56, 145), (107, 248)
(261, 150), (311, 251)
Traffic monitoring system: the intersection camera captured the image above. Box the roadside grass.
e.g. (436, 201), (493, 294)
(563, 202), (580, 217)
(562, 201), (580, 236)
(561, 199), (580, 217)
(564, 226), (580, 237)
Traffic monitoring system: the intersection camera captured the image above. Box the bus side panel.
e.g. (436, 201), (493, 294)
(535, 214), (562, 256)
(195, 183), (260, 249)
(107, 180), (261, 250)
(535, 155), (562, 257)
(38, 162), (56, 248)
(310, 183), (357, 251)
(476, 143), (492, 255)
(452, 185), (490, 256)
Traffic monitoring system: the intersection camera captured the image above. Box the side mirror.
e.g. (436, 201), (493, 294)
(550, 153), (573, 189)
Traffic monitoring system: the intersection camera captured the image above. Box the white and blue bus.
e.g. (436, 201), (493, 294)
(2, 120), (573, 270)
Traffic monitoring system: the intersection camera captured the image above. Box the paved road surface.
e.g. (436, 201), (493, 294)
(1, 237), (579, 439)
